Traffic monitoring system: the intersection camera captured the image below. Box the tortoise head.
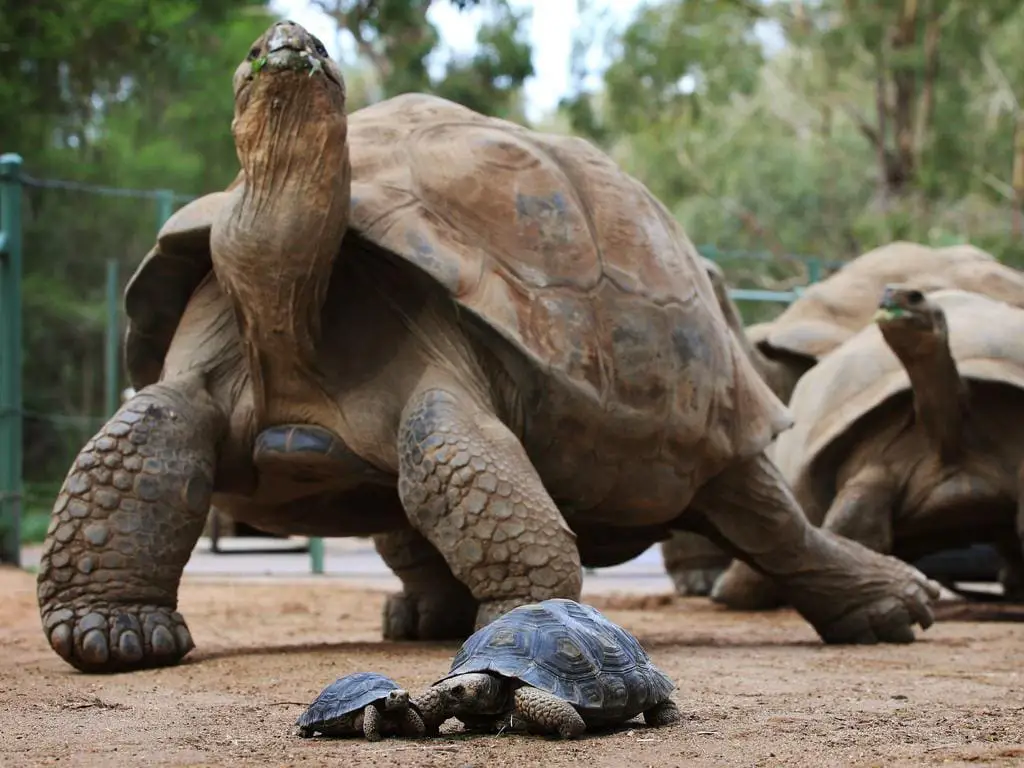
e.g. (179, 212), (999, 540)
(873, 284), (949, 350)
(382, 688), (410, 712)
(231, 20), (347, 168)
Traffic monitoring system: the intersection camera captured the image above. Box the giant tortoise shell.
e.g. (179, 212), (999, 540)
(438, 598), (676, 727)
(123, 92), (790, 509)
(770, 288), (1024, 527)
(757, 242), (1024, 373)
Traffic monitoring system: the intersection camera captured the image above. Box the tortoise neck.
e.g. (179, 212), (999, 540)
(883, 328), (968, 462)
(215, 102), (351, 426)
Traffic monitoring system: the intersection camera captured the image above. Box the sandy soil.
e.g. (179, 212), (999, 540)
(2, 566), (1023, 767)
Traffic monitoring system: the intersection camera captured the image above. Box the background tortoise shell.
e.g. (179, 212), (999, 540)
(758, 242), (1024, 362)
(438, 598), (675, 725)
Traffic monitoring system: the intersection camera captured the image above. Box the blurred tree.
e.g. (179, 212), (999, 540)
(561, 0), (1024, 302)
(310, 0), (534, 119)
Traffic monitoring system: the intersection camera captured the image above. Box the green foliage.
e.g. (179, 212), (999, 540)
(564, 0), (1024, 285)
(313, 0), (534, 119)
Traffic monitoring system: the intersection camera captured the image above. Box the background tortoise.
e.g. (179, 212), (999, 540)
(412, 598), (679, 739)
(746, 241), (1024, 404)
(36, 20), (938, 675)
(296, 671), (426, 741)
(663, 245), (1024, 597)
(716, 287), (1024, 609)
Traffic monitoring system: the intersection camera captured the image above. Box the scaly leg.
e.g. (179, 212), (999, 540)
(362, 704), (382, 742)
(512, 686), (586, 739)
(397, 387), (582, 630)
(36, 377), (225, 672)
(689, 452), (939, 644)
(713, 465), (897, 610)
(398, 707), (427, 738)
(373, 527), (478, 640)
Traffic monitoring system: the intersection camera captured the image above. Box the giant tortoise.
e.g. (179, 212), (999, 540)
(663, 245), (1024, 597)
(35, 20), (939, 674)
(717, 286), (1024, 608)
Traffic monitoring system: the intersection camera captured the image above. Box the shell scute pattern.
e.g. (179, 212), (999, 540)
(440, 599), (674, 722)
(296, 671), (403, 730)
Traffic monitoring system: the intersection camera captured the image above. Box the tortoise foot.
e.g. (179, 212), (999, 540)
(672, 567), (726, 597)
(382, 591), (476, 641)
(790, 534), (941, 644)
(42, 602), (194, 673)
(710, 561), (785, 610)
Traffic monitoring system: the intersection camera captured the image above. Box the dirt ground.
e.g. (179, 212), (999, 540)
(2, 566), (1024, 767)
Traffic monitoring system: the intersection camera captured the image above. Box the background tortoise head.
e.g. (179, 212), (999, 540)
(230, 20), (347, 167)
(874, 284), (949, 352)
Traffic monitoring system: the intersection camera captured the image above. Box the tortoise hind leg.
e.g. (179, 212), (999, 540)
(37, 377), (226, 673)
(688, 452), (939, 645)
(660, 531), (731, 597)
(374, 528), (479, 640)
(712, 464), (897, 610)
(642, 698), (683, 728)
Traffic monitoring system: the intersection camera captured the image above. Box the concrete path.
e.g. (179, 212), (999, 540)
(19, 537), (678, 595)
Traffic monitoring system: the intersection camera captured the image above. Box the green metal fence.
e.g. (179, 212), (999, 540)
(0, 162), (834, 572)
(0, 155), (24, 566)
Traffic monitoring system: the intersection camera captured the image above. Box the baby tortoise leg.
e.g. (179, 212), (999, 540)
(512, 686), (586, 739)
(397, 387), (582, 630)
(689, 452), (939, 644)
(37, 377), (225, 673)
(713, 465), (897, 610)
(660, 531), (732, 597)
(643, 698), (683, 728)
(373, 528), (478, 641)
(398, 707), (427, 738)
(362, 704), (382, 742)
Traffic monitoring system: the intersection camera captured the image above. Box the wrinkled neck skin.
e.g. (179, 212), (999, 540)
(882, 326), (968, 462)
(213, 75), (350, 425)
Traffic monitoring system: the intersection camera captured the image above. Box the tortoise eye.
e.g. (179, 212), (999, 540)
(907, 290), (924, 304)
(248, 46), (261, 60)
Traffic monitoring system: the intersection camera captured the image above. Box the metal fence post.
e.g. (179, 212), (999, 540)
(807, 257), (822, 283)
(0, 153), (24, 565)
(155, 190), (174, 229)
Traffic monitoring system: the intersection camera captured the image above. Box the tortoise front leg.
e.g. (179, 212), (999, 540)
(36, 377), (226, 673)
(361, 703), (382, 742)
(396, 386), (582, 630)
(511, 686), (586, 739)
(397, 707), (427, 738)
